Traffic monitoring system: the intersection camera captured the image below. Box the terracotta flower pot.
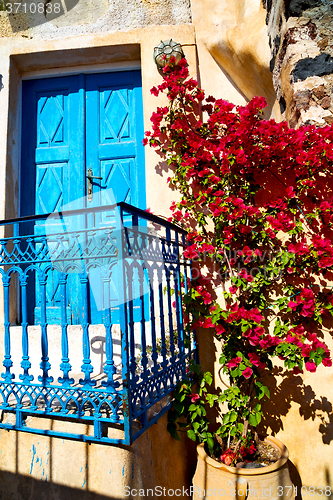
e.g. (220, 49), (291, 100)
(192, 437), (295, 500)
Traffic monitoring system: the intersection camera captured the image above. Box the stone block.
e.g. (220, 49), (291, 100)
(321, 95), (332, 108)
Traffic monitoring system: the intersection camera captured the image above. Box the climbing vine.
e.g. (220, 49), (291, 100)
(145, 58), (333, 465)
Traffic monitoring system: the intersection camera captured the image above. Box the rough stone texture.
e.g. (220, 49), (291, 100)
(0, 0), (191, 38)
(263, 0), (333, 127)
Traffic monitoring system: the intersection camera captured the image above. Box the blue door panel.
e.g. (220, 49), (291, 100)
(85, 71), (146, 324)
(85, 71), (145, 210)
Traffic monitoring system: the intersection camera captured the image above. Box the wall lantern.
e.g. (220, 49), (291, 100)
(153, 39), (184, 70)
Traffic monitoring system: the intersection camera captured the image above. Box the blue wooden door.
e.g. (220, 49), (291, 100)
(85, 72), (146, 322)
(21, 71), (146, 325)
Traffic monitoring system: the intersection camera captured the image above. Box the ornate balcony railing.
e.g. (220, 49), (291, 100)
(0, 202), (196, 444)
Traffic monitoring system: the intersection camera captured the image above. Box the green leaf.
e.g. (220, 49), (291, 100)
(229, 411), (238, 422)
(204, 372), (213, 385)
(207, 436), (215, 454)
(248, 414), (258, 427)
(167, 422), (180, 440)
(223, 413), (230, 424)
(173, 400), (184, 414)
(187, 429), (197, 441)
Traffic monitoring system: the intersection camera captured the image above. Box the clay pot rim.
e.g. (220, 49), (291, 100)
(197, 436), (289, 476)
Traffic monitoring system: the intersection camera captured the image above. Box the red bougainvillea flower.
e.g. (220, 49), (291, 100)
(249, 443), (256, 455)
(216, 324), (226, 335)
(323, 357), (332, 367)
(190, 393), (200, 403)
(248, 352), (265, 369)
(239, 446), (249, 457)
(305, 361), (317, 373)
(227, 357), (242, 369)
(221, 449), (236, 466)
(242, 367), (253, 379)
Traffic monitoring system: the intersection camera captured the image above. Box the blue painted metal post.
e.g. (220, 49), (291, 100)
(148, 267), (159, 378)
(19, 272), (33, 383)
(174, 232), (186, 376)
(58, 273), (74, 386)
(165, 229), (176, 363)
(127, 264), (138, 386)
(1, 273), (14, 383)
(157, 266), (168, 371)
(38, 272), (53, 383)
(116, 206), (131, 444)
(139, 265), (149, 381)
(102, 270), (119, 394)
(79, 272), (95, 387)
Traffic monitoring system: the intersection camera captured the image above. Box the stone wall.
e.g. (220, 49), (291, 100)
(264, 0), (333, 127)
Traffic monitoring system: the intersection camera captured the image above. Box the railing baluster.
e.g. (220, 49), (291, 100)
(38, 271), (53, 383)
(58, 273), (74, 386)
(79, 272), (95, 388)
(1, 273), (14, 383)
(157, 266), (168, 371)
(117, 205), (131, 444)
(102, 270), (119, 393)
(173, 245), (186, 377)
(182, 233), (196, 362)
(139, 264), (149, 381)
(165, 227), (176, 363)
(127, 265), (138, 385)
(19, 272), (33, 383)
(148, 266), (159, 377)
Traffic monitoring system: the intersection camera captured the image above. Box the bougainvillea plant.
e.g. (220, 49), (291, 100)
(144, 57), (333, 466)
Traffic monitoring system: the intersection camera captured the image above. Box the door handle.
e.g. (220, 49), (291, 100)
(86, 168), (103, 202)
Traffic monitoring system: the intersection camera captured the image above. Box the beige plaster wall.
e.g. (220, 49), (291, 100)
(191, 0), (281, 119)
(0, 413), (197, 499)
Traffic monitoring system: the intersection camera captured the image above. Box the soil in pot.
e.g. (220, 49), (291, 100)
(212, 440), (282, 469)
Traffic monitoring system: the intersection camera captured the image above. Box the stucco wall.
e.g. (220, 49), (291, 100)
(0, 413), (197, 500)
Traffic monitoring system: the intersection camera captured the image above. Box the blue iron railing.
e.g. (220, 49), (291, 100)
(0, 202), (196, 444)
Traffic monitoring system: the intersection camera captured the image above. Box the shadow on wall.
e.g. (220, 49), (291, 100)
(255, 165), (333, 450)
(1, 0), (79, 31)
(259, 367), (333, 445)
(0, 411), (198, 500)
(0, 469), (122, 500)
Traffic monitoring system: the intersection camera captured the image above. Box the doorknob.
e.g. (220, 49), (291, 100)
(86, 168), (103, 202)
